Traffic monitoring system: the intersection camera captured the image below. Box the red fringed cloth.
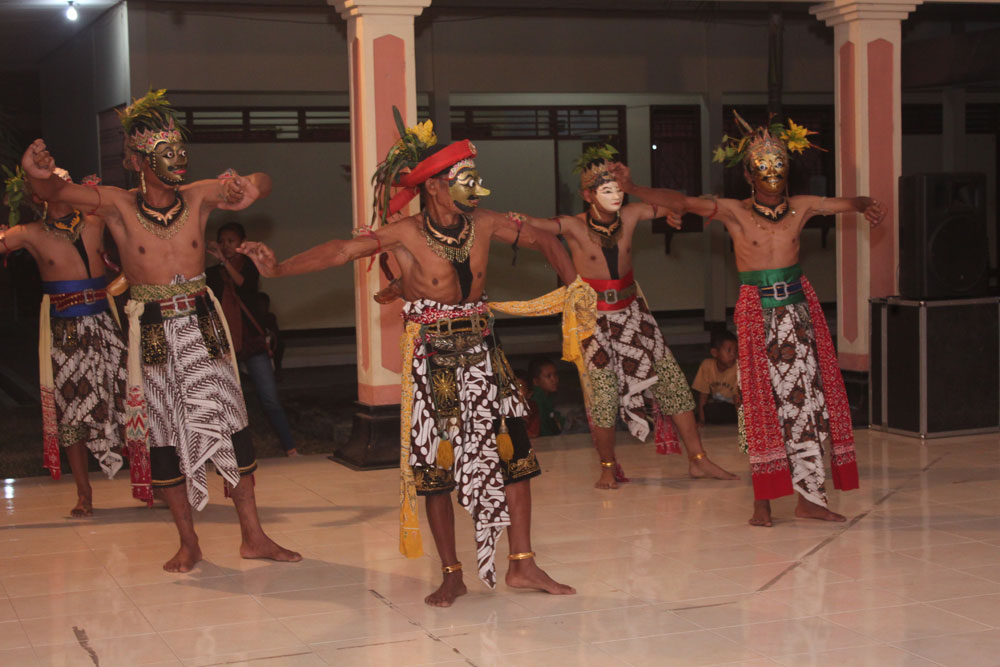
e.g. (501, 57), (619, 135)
(734, 273), (859, 500)
(125, 386), (153, 505)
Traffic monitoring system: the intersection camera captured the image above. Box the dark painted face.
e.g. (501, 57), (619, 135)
(149, 140), (188, 185)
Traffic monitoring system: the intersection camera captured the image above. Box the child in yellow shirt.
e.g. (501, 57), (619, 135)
(693, 329), (740, 425)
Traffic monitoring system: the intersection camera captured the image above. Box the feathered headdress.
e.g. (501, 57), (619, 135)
(713, 110), (823, 168)
(118, 89), (187, 155)
(369, 106), (476, 228)
(574, 144), (619, 190)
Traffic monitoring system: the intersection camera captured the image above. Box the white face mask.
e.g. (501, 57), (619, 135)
(592, 181), (624, 213)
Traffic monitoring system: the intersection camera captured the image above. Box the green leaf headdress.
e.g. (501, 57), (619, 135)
(574, 144), (619, 190)
(118, 88), (188, 156)
(713, 110), (823, 168)
(3, 165), (36, 227)
(369, 106), (438, 228)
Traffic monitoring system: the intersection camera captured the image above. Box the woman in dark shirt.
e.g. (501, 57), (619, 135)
(207, 222), (298, 455)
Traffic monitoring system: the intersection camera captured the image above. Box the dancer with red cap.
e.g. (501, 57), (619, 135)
(240, 111), (577, 606)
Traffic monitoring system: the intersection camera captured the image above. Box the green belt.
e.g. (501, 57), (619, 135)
(739, 264), (805, 309)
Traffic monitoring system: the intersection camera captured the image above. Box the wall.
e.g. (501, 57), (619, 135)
(117, 7), (845, 328)
(39, 1), (130, 179)
(195, 141), (355, 330)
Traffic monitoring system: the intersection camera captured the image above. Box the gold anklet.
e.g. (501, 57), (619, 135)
(600, 460), (616, 468)
(689, 452), (706, 462)
(442, 562), (462, 574)
(508, 551), (535, 561)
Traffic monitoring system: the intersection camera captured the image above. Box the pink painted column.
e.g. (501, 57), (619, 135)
(812, 0), (919, 372)
(331, 0), (431, 466)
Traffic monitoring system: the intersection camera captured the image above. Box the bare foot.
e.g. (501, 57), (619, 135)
(506, 559), (576, 595)
(240, 536), (303, 562)
(689, 455), (739, 481)
(749, 499), (772, 527)
(70, 492), (93, 518)
(163, 543), (202, 572)
(285, 449), (300, 457)
(424, 572), (467, 607)
(595, 465), (618, 490)
(795, 497), (846, 522)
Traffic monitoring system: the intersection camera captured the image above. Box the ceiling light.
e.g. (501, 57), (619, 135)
(66, 1), (78, 21)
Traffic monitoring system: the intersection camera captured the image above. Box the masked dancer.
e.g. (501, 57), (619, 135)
(2, 167), (129, 516)
(239, 112), (576, 606)
(519, 146), (738, 489)
(22, 89), (301, 571)
(614, 112), (884, 526)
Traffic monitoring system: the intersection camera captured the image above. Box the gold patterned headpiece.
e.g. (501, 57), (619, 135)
(574, 144), (620, 191)
(118, 89), (187, 156)
(713, 110), (823, 168)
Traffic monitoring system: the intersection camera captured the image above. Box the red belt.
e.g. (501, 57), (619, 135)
(50, 288), (107, 311)
(155, 292), (203, 319)
(582, 272), (637, 311)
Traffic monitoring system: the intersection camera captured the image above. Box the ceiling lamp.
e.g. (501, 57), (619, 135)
(66, 1), (78, 21)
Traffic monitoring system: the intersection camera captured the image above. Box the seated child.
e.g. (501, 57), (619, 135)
(528, 357), (564, 437)
(693, 328), (740, 425)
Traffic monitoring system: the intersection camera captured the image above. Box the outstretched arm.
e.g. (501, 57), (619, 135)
(22, 139), (126, 217)
(0, 224), (32, 255)
(237, 225), (400, 278)
(486, 210), (576, 284)
(796, 195), (886, 228)
(193, 170), (273, 212)
(610, 162), (703, 229)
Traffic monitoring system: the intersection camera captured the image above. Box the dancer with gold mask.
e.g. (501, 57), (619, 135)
(21, 89), (301, 571)
(239, 111), (577, 607)
(612, 112), (884, 526)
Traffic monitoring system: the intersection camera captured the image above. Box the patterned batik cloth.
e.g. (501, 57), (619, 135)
(580, 296), (694, 440)
(404, 296), (526, 588)
(49, 312), (128, 479)
(762, 302), (831, 507)
(128, 275), (247, 511)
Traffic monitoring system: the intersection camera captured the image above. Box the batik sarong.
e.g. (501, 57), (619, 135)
(125, 274), (248, 511)
(580, 272), (694, 445)
(735, 264), (859, 502)
(403, 296), (534, 588)
(39, 276), (127, 481)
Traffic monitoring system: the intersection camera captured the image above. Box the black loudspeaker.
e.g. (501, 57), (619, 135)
(870, 296), (1000, 437)
(898, 172), (989, 299)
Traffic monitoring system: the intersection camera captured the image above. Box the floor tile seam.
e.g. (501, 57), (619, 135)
(23, 628), (163, 650)
(303, 589), (480, 666)
(923, 596), (1000, 629)
(591, 626), (771, 662)
(819, 601), (994, 639)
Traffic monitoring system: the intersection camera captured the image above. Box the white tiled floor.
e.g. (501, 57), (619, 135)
(4, 426), (1000, 666)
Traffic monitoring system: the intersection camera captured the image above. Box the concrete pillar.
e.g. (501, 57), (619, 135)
(330, 0), (431, 467)
(811, 0), (920, 371)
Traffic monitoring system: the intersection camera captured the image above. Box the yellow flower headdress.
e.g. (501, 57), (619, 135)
(713, 111), (823, 168)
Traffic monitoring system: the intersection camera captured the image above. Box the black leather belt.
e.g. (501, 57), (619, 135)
(757, 278), (803, 301)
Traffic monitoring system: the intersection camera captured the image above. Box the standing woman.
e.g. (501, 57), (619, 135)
(207, 222), (298, 456)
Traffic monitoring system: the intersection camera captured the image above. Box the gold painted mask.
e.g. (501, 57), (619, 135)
(746, 140), (788, 196)
(149, 140), (188, 185)
(447, 159), (490, 213)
